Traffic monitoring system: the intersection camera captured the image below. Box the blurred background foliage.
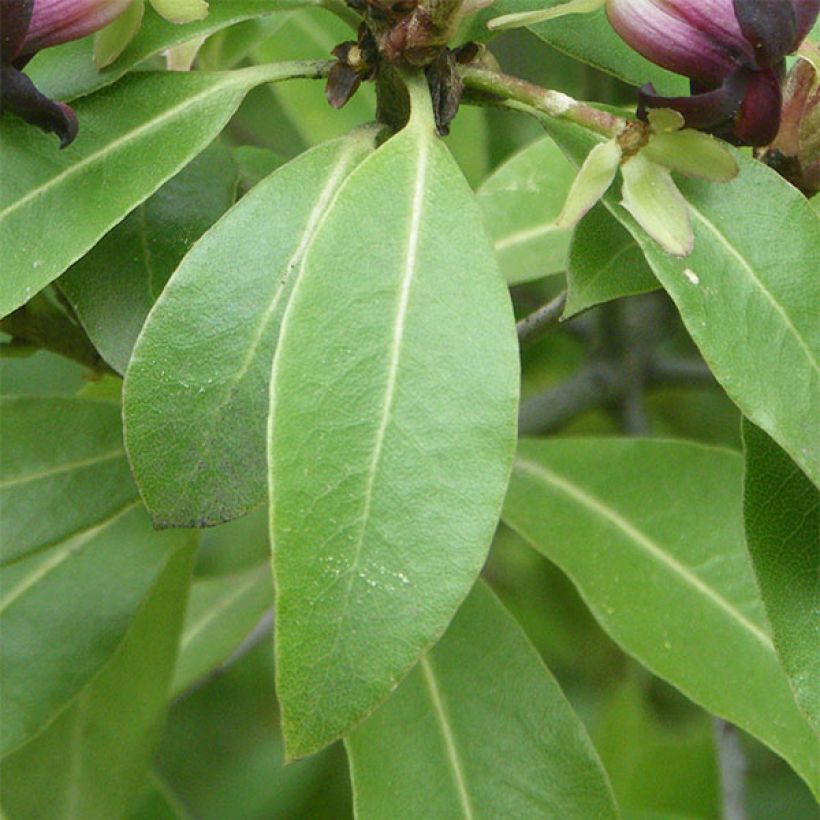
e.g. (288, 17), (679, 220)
(1, 13), (815, 819)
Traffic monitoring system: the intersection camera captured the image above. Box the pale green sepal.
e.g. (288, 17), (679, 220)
(149, 0), (208, 24)
(620, 153), (694, 257)
(166, 36), (206, 70)
(644, 130), (739, 182)
(487, 0), (604, 31)
(555, 138), (621, 230)
(647, 107), (685, 133)
(93, 0), (145, 69)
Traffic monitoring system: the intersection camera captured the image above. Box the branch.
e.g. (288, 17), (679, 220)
(648, 356), (717, 387)
(713, 718), (748, 820)
(459, 66), (628, 138)
(516, 291), (567, 348)
(518, 360), (622, 435)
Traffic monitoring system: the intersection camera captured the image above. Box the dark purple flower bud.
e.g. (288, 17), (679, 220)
(1, 0), (130, 146)
(606, 0), (820, 146)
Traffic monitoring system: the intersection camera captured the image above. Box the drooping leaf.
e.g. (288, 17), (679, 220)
(171, 564), (273, 697)
(26, 0), (307, 102)
(565, 204), (658, 317)
(538, 115), (820, 487)
(346, 582), (619, 819)
(1, 542), (194, 818)
(459, 2), (687, 95)
(269, 89), (519, 758)
(743, 419), (820, 733)
(124, 128), (379, 527)
(60, 142), (238, 374)
(0, 397), (193, 756)
(502, 438), (818, 792)
(476, 136), (576, 284)
(0, 63), (329, 320)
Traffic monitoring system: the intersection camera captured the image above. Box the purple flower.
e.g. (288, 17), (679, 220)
(1, 0), (130, 146)
(606, 0), (820, 146)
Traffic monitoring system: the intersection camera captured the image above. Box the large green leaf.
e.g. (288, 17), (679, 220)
(538, 116), (820, 487)
(60, 142), (238, 374)
(743, 419), (820, 734)
(476, 135), (575, 284)
(0, 62), (328, 320)
(171, 564), (273, 697)
(26, 0), (307, 102)
(459, 3), (686, 95)
(565, 204), (657, 317)
(346, 582), (618, 819)
(1, 543), (194, 819)
(0, 397), (192, 756)
(124, 128), (378, 527)
(269, 84), (519, 758)
(502, 438), (818, 792)
(0, 397), (132, 564)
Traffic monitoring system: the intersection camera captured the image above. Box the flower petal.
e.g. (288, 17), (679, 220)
(793, 0), (820, 44)
(23, 0), (133, 54)
(605, 0), (740, 84)
(637, 71), (748, 131)
(734, 64), (784, 145)
(0, 63), (77, 146)
(0, 0), (33, 62)
(732, 0), (796, 68)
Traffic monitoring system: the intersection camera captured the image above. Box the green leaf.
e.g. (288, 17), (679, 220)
(565, 204), (657, 317)
(0, 397), (193, 756)
(27, 0), (303, 102)
(476, 136), (576, 284)
(129, 771), (192, 820)
(60, 142), (238, 374)
(124, 128), (378, 527)
(539, 116), (820, 487)
(0, 397), (131, 564)
(270, 95), (519, 758)
(253, 8), (376, 147)
(347, 581), (618, 818)
(94, 0), (145, 69)
(743, 419), (820, 734)
(1, 542), (194, 818)
(0, 63), (327, 320)
(502, 438), (818, 792)
(150, 0), (209, 24)
(232, 145), (286, 191)
(459, 2), (686, 95)
(171, 564), (273, 697)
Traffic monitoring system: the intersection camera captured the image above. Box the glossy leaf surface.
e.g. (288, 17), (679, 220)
(171, 564), (273, 697)
(460, 2), (686, 94)
(346, 582), (618, 819)
(27, 0), (297, 101)
(124, 129), (378, 527)
(540, 117), (820, 487)
(743, 419), (820, 733)
(476, 136), (575, 284)
(60, 142), (238, 374)
(0, 64), (325, 319)
(566, 204), (657, 317)
(270, 103), (519, 757)
(502, 438), (818, 791)
(0, 397), (192, 755)
(1, 544), (194, 818)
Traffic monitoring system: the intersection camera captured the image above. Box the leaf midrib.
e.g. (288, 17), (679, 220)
(0, 448), (124, 489)
(513, 456), (773, 650)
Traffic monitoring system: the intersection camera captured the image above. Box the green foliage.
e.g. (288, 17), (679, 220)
(1, 1), (817, 816)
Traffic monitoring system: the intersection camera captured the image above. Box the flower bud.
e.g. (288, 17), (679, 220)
(19, 0), (133, 56)
(0, 0), (131, 145)
(607, 0), (819, 146)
